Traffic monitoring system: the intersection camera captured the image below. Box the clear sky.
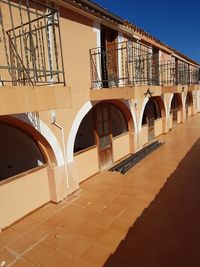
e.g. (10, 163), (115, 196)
(93, 0), (200, 63)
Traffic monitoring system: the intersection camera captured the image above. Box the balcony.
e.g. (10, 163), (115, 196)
(160, 61), (200, 93)
(0, 0), (65, 86)
(0, 0), (70, 115)
(90, 41), (200, 99)
(90, 41), (160, 89)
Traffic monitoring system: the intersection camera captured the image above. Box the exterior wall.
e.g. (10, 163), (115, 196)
(154, 118), (163, 137)
(187, 106), (192, 117)
(74, 147), (99, 183)
(0, 86), (71, 116)
(177, 110), (182, 123)
(0, 0), (200, 230)
(60, 7), (96, 92)
(169, 114), (173, 129)
(140, 125), (148, 146)
(0, 166), (50, 230)
(113, 133), (130, 162)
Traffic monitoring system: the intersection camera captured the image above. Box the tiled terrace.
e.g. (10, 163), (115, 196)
(1, 115), (200, 266)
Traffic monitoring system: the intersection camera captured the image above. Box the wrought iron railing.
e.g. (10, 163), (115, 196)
(0, 0), (65, 86)
(90, 41), (199, 89)
(90, 41), (160, 88)
(160, 61), (199, 86)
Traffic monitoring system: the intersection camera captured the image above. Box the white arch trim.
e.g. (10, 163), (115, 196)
(39, 120), (64, 166)
(138, 97), (149, 132)
(67, 101), (93, 163)
(167, 94), (174, 118)
(127, 100), (138, 133)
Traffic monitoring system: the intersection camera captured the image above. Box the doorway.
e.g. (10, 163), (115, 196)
(142, 98), (162, 142)
(186, 93), (192, 118)
(95, 104), (113, 170)
(171, 94), (180, 126)
(101, 26), (118, 87)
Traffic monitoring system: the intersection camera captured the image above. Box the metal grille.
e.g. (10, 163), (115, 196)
(160, 61), (199, 86)
(90, 41), (200, 89)
(90, 41), (160, 88)
(0, 0), (65, 86)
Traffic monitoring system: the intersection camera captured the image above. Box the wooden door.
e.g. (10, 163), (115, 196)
(95, 104), (113, 170)
(101, 27), (118, 87)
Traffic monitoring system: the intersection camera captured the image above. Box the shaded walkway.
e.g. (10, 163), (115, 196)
(1, 115), (200, 266)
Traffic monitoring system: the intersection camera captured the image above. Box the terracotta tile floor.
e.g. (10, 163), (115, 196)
(1, 115), (200, 266)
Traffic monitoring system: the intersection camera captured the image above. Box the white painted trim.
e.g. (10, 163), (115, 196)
(39, 120), (64, 166)
(138, 97), (149, 132)
(67, 101), (93, 163)
(166, 94), (173, 118)
(127, 100), (138, 133)
(183, 93), (187, 109)
(93, 21), (102, 89)
(163, 98), (168, 118)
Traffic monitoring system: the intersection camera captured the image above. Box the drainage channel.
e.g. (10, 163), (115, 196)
(109, 141), (164, 174)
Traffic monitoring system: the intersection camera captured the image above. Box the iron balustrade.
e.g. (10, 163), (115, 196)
(0, 0), (65, 86)
(90, 41), (160, 88)
(160, 61), (199, 86)
(90, 42), (200, 89)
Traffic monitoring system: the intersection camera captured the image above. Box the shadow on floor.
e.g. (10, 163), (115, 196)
(104, 138), (200, 267)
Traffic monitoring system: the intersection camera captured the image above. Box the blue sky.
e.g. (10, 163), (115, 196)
(94, 0), (200, 63)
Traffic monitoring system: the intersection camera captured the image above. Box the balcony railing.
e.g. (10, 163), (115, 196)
(160, 61), (199, 86)
(0, 0), (65, 86)
(90, 42), (199, 89)
(90, 41), (160, 88)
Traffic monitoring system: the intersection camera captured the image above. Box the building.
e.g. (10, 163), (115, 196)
(0, 0), (199, 230)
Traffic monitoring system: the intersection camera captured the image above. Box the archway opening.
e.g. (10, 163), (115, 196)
(74, 101), (132, 172)
(142, 97), (163, 142)
(0, 121), (46, 181)
(170, 93), (182, 126)
(186, 92), (193, 118)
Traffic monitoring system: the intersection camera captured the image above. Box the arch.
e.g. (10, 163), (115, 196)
(101, 99), (135, 132)
(185, 92), (194, 117)
(170, 93), (183, 111)
(67, 101), (93, 163)
(0, 116), (64, 167)
(67, 100), (136, 164)
(169, 93), (183, 125)
(139, 96), (167, 132)
(0, 120), (45, 180)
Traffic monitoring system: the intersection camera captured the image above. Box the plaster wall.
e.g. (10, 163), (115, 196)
(113, 133), (130, 162)
(154, 118), (163, 137)
(74, 147), (99, 183)
(0, 166), (50, 230)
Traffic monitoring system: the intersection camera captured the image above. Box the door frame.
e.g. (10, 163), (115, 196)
(94, 103), (113, 170)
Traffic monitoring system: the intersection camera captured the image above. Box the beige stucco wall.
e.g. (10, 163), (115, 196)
(140, 125), (148, 146)
(113, 133), (130, 162)
(169, 114), (173, 129)
(187, 106), (192, 117)
(177, 110), (182, 123)
(154, 118), (163, 137)
(74, 147), (99, 183)
(0, 166), (50, 230)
